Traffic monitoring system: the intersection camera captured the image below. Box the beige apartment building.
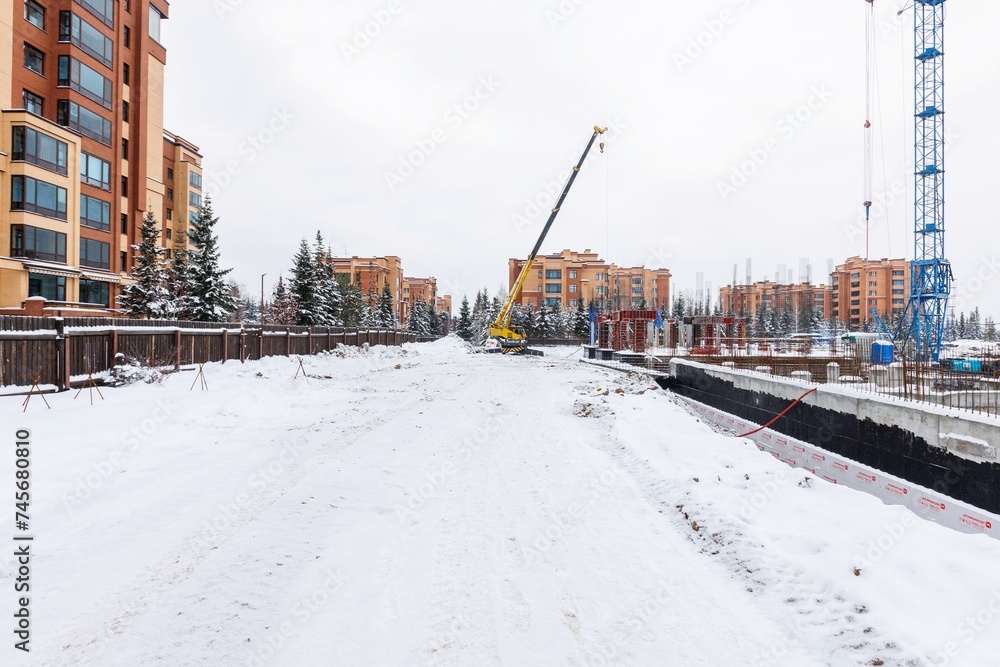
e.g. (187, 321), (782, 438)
(329, 255), (404, 320)
(0, 0), (202, 314)
(508, 249), (671, 312)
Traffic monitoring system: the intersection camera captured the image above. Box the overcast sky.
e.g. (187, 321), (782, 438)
(162, 0), (1000, 314)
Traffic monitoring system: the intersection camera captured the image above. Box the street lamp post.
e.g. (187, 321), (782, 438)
(260, 273), (267, 324)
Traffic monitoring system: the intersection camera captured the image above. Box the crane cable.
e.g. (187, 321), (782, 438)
(863, 0), (876, 262)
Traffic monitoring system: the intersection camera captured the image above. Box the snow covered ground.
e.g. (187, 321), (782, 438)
(3, 336), (1000, 666)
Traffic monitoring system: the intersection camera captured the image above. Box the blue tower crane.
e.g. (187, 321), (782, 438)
(900, 0), (953, 361)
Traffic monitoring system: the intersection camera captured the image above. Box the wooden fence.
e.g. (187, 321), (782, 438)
(0, 315), (437, 390)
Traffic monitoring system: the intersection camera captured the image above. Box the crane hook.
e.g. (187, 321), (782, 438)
(599, 141), (605, 153)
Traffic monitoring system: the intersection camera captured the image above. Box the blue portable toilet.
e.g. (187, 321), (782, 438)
(871, 341), (894, 365)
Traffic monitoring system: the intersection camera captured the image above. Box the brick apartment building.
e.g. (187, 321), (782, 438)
(718, 256), (910, 329)
(328, 255), (450, 323)
(508, 249), (671, 312)
(0, 0), (203, 314)
(831, 256), (909, 328)
(719, 281), (834, 320)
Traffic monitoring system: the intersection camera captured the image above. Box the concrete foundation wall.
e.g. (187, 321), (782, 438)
(663, 359), (1000, 514)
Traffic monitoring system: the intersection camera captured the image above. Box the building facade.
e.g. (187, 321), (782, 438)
(831, 256), (909, 328)
(0, 0), (201, 314)
(161, 131), (202, 258)
(719, 281), (834, 321)
(329, 254), (405, 322)
(507, 249), (671, 312)
(401, 276), (436, 322)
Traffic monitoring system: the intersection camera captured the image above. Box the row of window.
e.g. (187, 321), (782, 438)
(60, 11), (114, 68)
(28, 273), (109, 307)
(11, 224), (111, 270)
(58, 56), (114, 109)
(12, 126), (69, 176)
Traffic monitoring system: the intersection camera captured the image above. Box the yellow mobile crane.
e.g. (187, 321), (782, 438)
(489, 126), (607, 353)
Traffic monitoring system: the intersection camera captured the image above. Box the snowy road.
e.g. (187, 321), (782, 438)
(4, 337), (1000, 666)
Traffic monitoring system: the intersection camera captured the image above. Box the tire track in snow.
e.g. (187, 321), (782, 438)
(41, 370), (476, 667)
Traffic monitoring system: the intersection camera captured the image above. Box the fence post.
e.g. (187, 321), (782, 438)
(175, 328), (182, 371)
(222, 329), (229, 364)
(308, 328), (313, 355)
(111, 327), (119, 365)
(55, 319), (71, 392)
(286, 328), (291, 356)
(327, 326), (332, 352)
(240, 329), (247, 363)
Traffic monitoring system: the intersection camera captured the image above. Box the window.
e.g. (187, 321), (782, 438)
(189, 191), (202, 208)
(12, 225), (67, 263)
(545, 269), (561, 279)
(119, 251), (126, 271)
(868, 281), (877, 287)
(167, 167), (173, 181)
(165, 228), (171, 240)
(537, 270), (541, 279)
(24, 43), (44, 74)
(892, 270), (904, 277)
(632, 277), (642, 284)
(632, 287), (642, 294)
(122, 100), (129, 121)
(568, 270), (577, 279)
(189, 171), (202, 189)
(80, 194), (111, 231)
(569, 284), (578, 293)
(122, 62), (129, 85)
(12, 127), (69, 176)
(75, 0), (113, 28)
(22, 90), (43, 115)
(123, 26), (130, 48)
(166, 188), (173, 201)
(892, 299), (905, 306)
(892, 289), (905, 296)
(892, 279), (905, 287)
(545, 284), (561, 294)
(543, 298), (560, 308)
(166, 208), (172, 220)
(851, 300), (861, 307)
(58, 56), (113, 109)
(164, 249), (171, 260)
(80, 152), (111, 190)
(120, 213), (127, 232)
(122, 138), (128, 159)
(569, 299), (577, 308)
(25, 1), (45, 29)
(80, 237), (110, 269)
(120, 175), (128, 194)
(125, 0), (131, 11)
(29, 273), (67, 301)
(56, 100), (112, 145)
(189, 210), (198, 224)
(12, 176), (68, 220)
(79, 279), (109, 307)
(149, 5), (163, 43)
(851, 272), (860, 279)
(58, 12), (114, 68)
(869, 271), (877, 278)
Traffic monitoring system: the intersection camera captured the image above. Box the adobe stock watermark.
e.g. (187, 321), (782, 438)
(244, 569), (348, 666)
(930, 590), (1000, 666)
(204, 108), (296, 199)
(510, 116), (628, 234)
(950, 255), (1000, 312)
(853, 513), (916, 571)
(62, 398), (178, 512)
(583, 579), (676, 666)
(341, 0), (404, 63)
(544, 0), (591, 30)
(673, 0), (754, 73)
(843, 128), (960, 246)
(384, 76), (502, 193)
(738, 470), (790, 522)
(717, 85), (834, 202)
(214, 0), (248, 19)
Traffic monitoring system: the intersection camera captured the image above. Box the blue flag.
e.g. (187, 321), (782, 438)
(588, 304), (598, 345)
(654, 309), (663, 329)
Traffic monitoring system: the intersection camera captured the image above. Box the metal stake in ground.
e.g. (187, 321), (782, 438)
(190, 364), (209, 391)
(74, 361), (105, 405)
(293, 357), (309, 380)
(22, 374), (51, 413)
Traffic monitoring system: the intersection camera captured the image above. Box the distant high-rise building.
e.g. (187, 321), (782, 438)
(830, 256), (910, 328)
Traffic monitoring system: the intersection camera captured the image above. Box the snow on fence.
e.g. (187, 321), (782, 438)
(0, 315), (434, 390)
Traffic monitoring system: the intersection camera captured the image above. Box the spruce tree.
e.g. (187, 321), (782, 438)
(983, 317), (998, 342)
(375, 283), (398, 328)
(118, 210), (170, 318)
(265, 277), (299, 325)
(573, 298), (589, 340)
(164, 248), (194, 320)
(289, 239), (317, 325)
(457, 296), (473, 340)
(335, 274), (367, 327)
(187, 197), (236, 321)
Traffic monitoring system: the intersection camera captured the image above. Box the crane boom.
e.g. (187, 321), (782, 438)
(489, 126), (607, 351)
